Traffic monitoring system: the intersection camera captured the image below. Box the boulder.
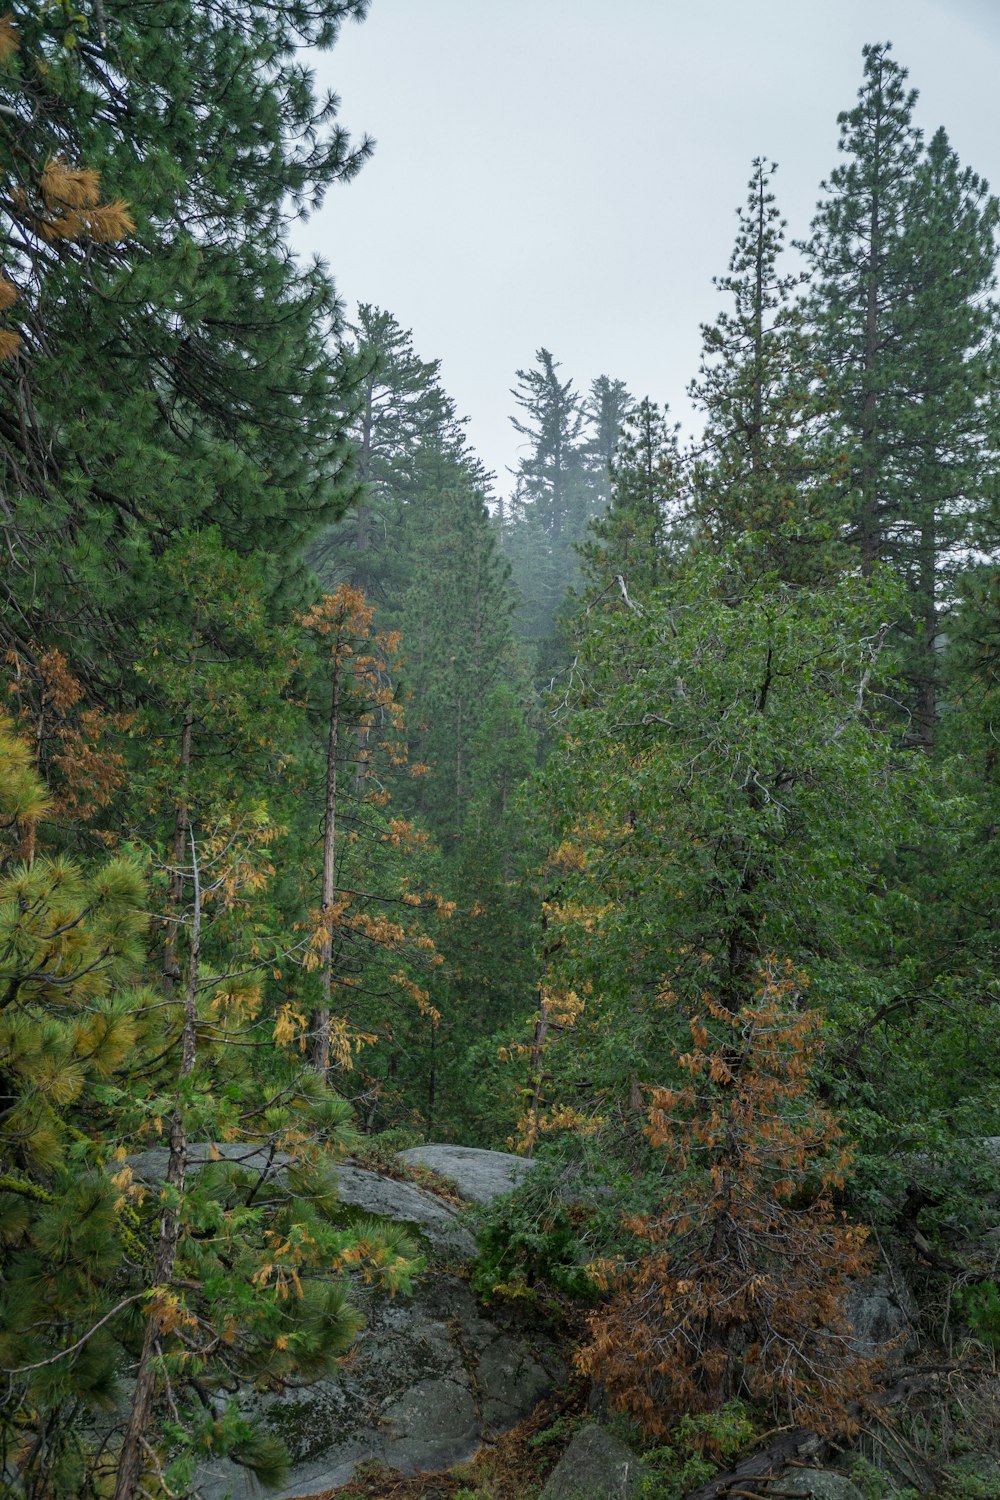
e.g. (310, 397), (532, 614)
(196, 1274), (561, 1500)
(126, 1143), (476, 1261)
(127, 1144), (561, 1498)
(844, 1269), (918, 1361)
(396, 1143), (536, 1205)
(771, 1473), (865, 1500)
(541, 1425), (644, 1500)
(334, 1163), (476, 1260)
(127, 1140), (293, 1183)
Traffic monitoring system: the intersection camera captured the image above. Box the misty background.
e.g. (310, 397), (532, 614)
(294, 0), (1000, 488)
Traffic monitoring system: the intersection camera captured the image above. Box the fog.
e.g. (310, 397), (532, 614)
(294, 0), (1000, 489)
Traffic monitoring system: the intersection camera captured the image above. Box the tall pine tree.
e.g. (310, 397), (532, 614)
(690, 158), (841, 584)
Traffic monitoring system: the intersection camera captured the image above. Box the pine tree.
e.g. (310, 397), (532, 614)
(578, 963), (875, 1437)
(391, 451), (519, 847)
(504, 349), (592, 655)
(806, 47), (1000, 746)
(804, 42), (923, 575)
(1, 0), (368, 705)
(582, 374), (635, 516)
(889, 129), (1000, 746)
(312, 305), (466, 601)
(690, 159), (841, 584)
(424, 683), (540, 1141)
(519, 555), (927, 1147)
(580, 397), (683, 603)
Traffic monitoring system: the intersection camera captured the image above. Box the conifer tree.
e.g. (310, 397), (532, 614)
(890, 129), (1000, 745)
(0, 716), (420, 1499)
(391, 452), (519, 847)
(807, 46), (1000, 745)
(312, 305), (466, 601)
(580, 397), (683, 603)
(519, 555), (927, 1149)
(504, 349), (591, 654)
(582, 374), (635, 515)
(690, 159), (841, 584)
(804, 42), (923, 575)
(1, 0), (368, 703)
(578, 963), (875, 1436)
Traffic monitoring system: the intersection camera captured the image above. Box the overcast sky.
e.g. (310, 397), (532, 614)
(293, 0), (1000, 494)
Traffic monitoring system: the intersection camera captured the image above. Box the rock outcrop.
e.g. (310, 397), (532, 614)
(128, 1143), (555, 1499)
(197, 1273), (559, 1500)
(540, 1425), (644, 1500)
(396, 1143), (537, 1205)
(127, 1142), (476, 1260)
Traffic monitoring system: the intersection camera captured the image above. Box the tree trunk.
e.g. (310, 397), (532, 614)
(163, 707), (193, 990)
(915, 501), (937, 750)
(114, 834), (201, 1499)
(313, 656), (341, 1076)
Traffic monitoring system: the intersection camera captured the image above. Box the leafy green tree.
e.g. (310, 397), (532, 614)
(518, 555), (928, 1152)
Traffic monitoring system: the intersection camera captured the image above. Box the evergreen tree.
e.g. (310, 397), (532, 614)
(391, 452), (519, 847)
(889, 129), (1000, 745)
(504, 349), (591, 655)
(0, 0), (368, 703)
(425, 683), (540, 1141)
(312, 305), (466, 601)
(578, 964), (875, 1436)
(806, 45), (1000, 744)
(582, 374), (635, 516)
(518, 555), (929, 1152)
(580, 397), (683, 603)
(691, 159), (842, 583)
(804, 42), (923, 575)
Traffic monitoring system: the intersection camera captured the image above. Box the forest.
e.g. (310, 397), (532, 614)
(1, 4), (999, 1499)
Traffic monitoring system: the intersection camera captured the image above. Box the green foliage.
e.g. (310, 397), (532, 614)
(638, 1402), (757, 1500)
(1, 0), (368, 700)
(847, 1455), (920, 1500)
(691, 158), (844, 585)
(954, 1280), (1000, 1351)
(522, 553), (930, 1144)
(471, 1180), (601, 1312)
(502, 348), (632, 669)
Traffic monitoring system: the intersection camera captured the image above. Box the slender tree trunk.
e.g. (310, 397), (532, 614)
(163, 705), (193, 990)
(751, 167), (765, 485)
(426, 1019), (436, 1136)
(353, 380), (373, 584)
(114, 835), (201, 1500)
(916, 502), (938, 749)
(313, 657), (341, 1075)
(860, 176), (882, 574)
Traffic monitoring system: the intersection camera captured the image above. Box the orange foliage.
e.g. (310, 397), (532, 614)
(4, 647), (127, 831)
(576, 960), (877, 1439)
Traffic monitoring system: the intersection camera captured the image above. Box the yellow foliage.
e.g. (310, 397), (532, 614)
(273, 1003), (308, 1052)
(0, 12), (19, 60)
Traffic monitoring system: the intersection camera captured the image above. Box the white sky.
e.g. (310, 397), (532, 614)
(293, 0), (1000, 494)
